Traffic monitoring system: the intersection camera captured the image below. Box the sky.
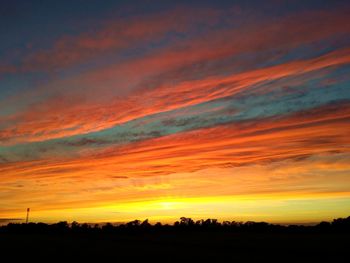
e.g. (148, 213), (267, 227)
(1, 0), (350, 225)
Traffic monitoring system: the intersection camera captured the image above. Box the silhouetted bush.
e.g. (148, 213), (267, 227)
(1, 216), (350, 235)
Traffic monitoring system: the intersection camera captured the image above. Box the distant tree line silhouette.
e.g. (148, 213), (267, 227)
(1, 216), (350, 234)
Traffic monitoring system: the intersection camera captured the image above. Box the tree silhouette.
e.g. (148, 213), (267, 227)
(1, 216), (350, 234)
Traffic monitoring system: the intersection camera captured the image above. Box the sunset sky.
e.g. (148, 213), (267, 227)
(1, 0), (350, 225)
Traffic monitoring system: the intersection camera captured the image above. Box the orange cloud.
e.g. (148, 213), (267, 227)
(14, 6), (350, 72)
(19, 7), (222, 71)
(2, 46), (350, 145)
(2, 101), (349, 185)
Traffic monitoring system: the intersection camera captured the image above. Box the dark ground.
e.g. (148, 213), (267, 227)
(1, 217), (350, 261)
(1, 231), (349, 262)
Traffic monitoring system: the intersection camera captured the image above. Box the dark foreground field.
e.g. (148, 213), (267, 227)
(1, 232), (349, 262)
(1, 217), (349, 262)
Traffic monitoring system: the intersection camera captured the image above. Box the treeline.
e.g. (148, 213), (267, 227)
(1, 216), (350, 234)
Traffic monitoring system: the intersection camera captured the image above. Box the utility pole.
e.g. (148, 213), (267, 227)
(26, 208), (30, 224)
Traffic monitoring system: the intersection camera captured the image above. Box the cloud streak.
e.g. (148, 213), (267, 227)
(2, 47), (350, 145)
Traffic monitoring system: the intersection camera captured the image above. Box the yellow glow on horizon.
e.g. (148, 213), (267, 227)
(3, 191), (350, 225)
(2, 153), (350, 225)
